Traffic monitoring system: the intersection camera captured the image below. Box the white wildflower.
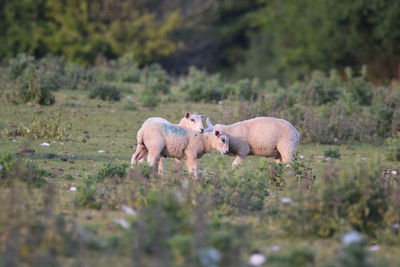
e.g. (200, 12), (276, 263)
(70, 186), (77, 191)
(40, 142), (50, 147)
(361, 157), (367, 160)
(121, 204), (137, 216)
(299, 155), (304, 159)
(281, 197), (293, 204)
(249, 252), (266, 266)
(270, 245), (281, 252)
(12, 139), (17, 142)
(97, 150), (106, 153)
(325, 157), (332, 161)
(368, 245), (379, 252)
(112, 218), (129, 229)
(391, 170), (398, 175)
(392, 223), (400, 230)
(341, 231), (363, 245)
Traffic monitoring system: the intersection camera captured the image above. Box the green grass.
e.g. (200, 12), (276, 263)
(1, 90), (399, 266)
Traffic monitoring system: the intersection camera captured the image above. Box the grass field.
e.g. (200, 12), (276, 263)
(1, 89), (400, 266)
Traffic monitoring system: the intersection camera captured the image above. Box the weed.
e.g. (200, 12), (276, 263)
(89, 83), (121, 101)
(324, 148), (341, 159)
(386, 133), (400, 161)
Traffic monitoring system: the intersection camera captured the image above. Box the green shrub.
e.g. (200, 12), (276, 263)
(344, 66), (373, 106)
(7, 111), (72, 140)
(123, 101), (137, 111)
(93, 54), (140, 83)
(89, 83), (121, 101)
(140, 64), (170, 94)
(269, 247), (315, 267)
(386, 133), (400, 161)
(304, 71), (341, 105)
(323, 148), (341, 159)
(141, 93), (161, 108)
(0, 153), (48, 187)
(278, 160), (394, 238)
(75, 183), (102, 209)
(180, 67), (224, 102)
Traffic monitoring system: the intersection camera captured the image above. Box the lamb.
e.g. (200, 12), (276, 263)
(205, 116), (300, 166)
(131, 117), (229, 178)
(136, 112), (205, 164)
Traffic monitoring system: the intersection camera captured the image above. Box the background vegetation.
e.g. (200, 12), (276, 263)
(1, 0), (400, 81)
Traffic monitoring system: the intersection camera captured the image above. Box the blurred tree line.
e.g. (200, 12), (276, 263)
(1, 0), (400, 81)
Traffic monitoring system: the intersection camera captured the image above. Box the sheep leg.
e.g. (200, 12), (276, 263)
(158, 157), (165, 177)
(232, 156), (244, 168)
(146, 147), (163, 176)
(184, 157), (198, 179)
(131, 146), (148, 167)
(174, 158), (182, 171)
(277, 143), (295, 164)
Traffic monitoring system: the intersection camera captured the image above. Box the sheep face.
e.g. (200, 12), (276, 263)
(181, 112), (205, 133)
(212, 130), (229, 155)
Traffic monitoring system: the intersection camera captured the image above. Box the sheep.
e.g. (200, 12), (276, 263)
(205, 116), (300, 166)
(131, 117), (229, 178)
(136, 112), (205, 164)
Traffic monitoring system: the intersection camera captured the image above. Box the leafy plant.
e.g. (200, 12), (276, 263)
(89, 83), (121, 101)
(386, 133), (400, 161)
(323, 148), (341, 159)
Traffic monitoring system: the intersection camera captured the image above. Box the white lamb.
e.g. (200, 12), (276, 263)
(206, 116), (300, 166)
(137, 112), (205, 164)
(131, 117), (229, 178)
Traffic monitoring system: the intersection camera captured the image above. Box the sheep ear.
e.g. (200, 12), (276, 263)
(185, 112), (190, 119)
(214, 130), (220, 137)
(206, 117), (214, 128)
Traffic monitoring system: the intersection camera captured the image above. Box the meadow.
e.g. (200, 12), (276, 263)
(0, 56), (400, 266)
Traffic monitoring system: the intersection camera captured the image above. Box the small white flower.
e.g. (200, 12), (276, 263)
(198, 247), (221, 266)
(218, 100), (223, 105)
(60, 142), (64, 145)
(12, 139), (17, 142)
(299, 155), (304, 159)
(52, 141), (56, 143)
(121, 204), (137, 216)
(368, 245), (379, 252)
(112, 218), (129, 229)
(341, 231), (363, 245)
(334, 138), (338, 142)
(249, 252), (266, 266)
(281, 197), (293, 204)
(270, 245), (281, 252)
(325, 157), (332, 161)
(361, 157), (367, 160)
(40, 142), (50, 147)
(391, 170), (398, 175)
(70, 186), (77, 191)
(392, 223), (400, 230)
(97, 150), (106, 153)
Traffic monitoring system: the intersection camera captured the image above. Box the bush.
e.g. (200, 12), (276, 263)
(278, 160), (395, 238)
(0, 153), (48, 187)
(7, 111), (72, 140)
(89, 83), (121, 101)
(141, 93), (161, 108)
(323, 148), (341, 159)
(179, 67), (224, 102)
(386, 133), (400, 161)
(93, 54), (141, 83)
(140, 64), (170, 94)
